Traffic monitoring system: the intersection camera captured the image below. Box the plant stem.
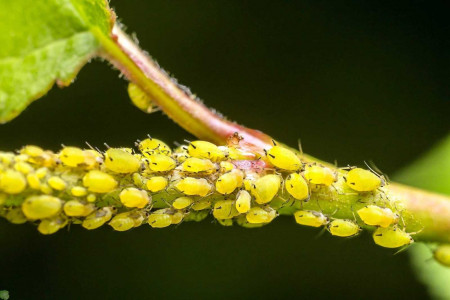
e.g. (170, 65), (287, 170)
(98, 24), (450, 242)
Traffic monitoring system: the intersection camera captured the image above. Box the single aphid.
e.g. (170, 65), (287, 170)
(328, 219), (361, 237)
(14, 161), (34, 174)
(145, 154), (176, 172)
(128, 82), (159, 114)
(59, 146), (85, 167)
(87, 194), (97, 203)
(175, 177), (212, 197)
(181, 157), (216, 174)
(285, 173), (309, 201)
(213, 200), (239, 220)
(0, 169), (27, 194)
(294, 210), (328, 227)
(434, 244), (450, 267)
(82, 149), (103, 169)
(187, 140), (225, 162)
(191, 199), (212, 211)
(373, 226), (413, 248)
(235, 190), (251, 213)
(148, 210), (172, 228)
(20, 145), (44, 158)
(246, 207), (276, 224)
(47, 176), (67, 191)
(104, 148), (141, 174)
(119, 188), (150, 208)
(304, 165), (336, 186)
(250, 174), (281, 204)
(357, 205), (398, 228)
(172, 196), (193, 210)
(82, 170), (118, 193)
(38, 216), (67, 235)
(217, 218), (233, 226)
(26, 173), (41, 190)
(109, 212), (136, 232)
(5, 208), (27, 224)
(266, 144), (301, 171)
(64, 200), (93, 217)
(146, 176), (168, 192)
(82, 207), (114, 230)
(219, 161), (235, 173)
(71, 186), (88, 197)
(215, 170), (244, 195)
(138, 138), (172, 157)
(21, 195), (62, 219)
(170, 210), (185, 224)
(346, 168), (382, 192)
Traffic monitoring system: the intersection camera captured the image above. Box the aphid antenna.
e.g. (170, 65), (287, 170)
(314, 226), (328, 239)
(363, 160), (383, 178)
(297, 138), (304, 157)
(103, 143), (111, 149)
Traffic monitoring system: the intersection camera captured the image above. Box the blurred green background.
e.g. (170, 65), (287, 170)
(0, 1), (449, 299)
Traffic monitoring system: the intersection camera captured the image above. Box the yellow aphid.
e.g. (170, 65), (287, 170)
(59, 146), (85, 167)
(434, 244), (450, 267)
(217, 218), (233, 226)
(192, 199), (211, 211)
(173, 146), (190, 163)
(226, 147), (257, 160)
(346, 168), (382, 192)
(138, 138), (172, 157)
(14, 162), (34, 174)
(266, 145), (301, 171)
(38, 217), (66, 235)
(285, 173), (309, 200)
(119, 188), (150, 208)
(129, 211), (145, 227)
(82, 149), (102, 169)
(104, 148), (141, 174)
(0, 169), (27, 194)
(71, 186), (87, 197)
(82, 170), (118, 193)
(21, 145), (44, 157)
(188, 140), (225, 162)
(181, 157), (216, 174)
(0, 152), (14, 166)
(109, 212), (136, 232)
(47, 176), (67, 191)
(373, 227), (413, 248)
(328, 219), (361, 237)
(172, 197), (193, 209)
(213, 200), (238, 220)
(246, 207), (276, 224)
(145, 154), (176, 172)
(294, 210), (328, 227)
(5, 208), (27, 224)
(148, 210), (172, 228)
(251, 174), (281, 204)
(357, 205), (398, 228)
(40, 183), (53, 195)
(128, 82), (159, 113)
(175, 177), (212, 196)
(304, 165), (336, 186)
(146, 176), (168, 192)
(216, 170), (243, 195)
(220, 161), (235, 172)
(35, 167), (48, 179)
(64, 200), (93, 217)
(235, 190), (251, 213)
(82, 207), (114, 230)
(171, 211), (185, 224)
(22, 195), (62, 219)
(87, 194), (96, 203)
(26, 173), (41, 190)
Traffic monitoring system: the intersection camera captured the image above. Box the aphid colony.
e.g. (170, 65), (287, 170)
(0, 137), (422, 252)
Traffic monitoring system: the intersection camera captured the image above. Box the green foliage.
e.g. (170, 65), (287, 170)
(395, 136), (450, 299)
(0, 0), (112, 122)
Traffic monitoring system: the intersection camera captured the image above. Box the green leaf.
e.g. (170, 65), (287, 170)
(394, 136), (450, 300)
(0, 0), (113, 122)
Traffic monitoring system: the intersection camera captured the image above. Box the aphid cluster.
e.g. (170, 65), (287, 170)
(0, 136), (433, 259)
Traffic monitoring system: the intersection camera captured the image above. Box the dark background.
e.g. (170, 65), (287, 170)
(0, 1), (449, 299)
